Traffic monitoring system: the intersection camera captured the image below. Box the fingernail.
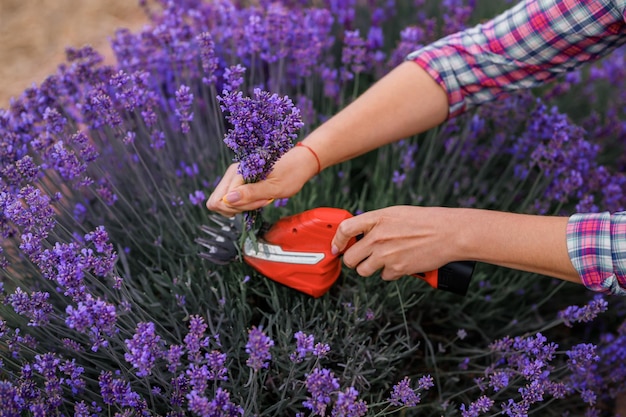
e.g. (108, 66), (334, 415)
(331, 245), (339, 255)
(223, 191), (241, 204)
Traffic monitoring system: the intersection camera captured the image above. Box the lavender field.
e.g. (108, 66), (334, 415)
(1, 0), (626, 416)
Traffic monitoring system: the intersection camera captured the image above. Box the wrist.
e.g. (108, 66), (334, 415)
(296, 142), (321, 175)
(290, 142), (322, 180)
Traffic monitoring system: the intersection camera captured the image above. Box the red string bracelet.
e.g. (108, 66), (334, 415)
(296, 142), (321, 175)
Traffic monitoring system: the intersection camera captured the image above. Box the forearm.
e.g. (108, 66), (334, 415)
(302, 61), (448, 170)
(456, 209), (580, 283)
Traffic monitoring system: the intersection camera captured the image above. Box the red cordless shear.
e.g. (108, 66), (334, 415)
(197, 207), (475, 298)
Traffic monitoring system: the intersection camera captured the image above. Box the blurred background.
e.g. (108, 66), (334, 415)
(0, 0), (147, 107)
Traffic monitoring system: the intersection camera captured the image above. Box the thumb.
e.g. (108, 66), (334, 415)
(222, 181), (276, 211)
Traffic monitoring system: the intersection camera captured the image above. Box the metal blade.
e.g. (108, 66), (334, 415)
(196, 214), (242, 264)
(243, 238), (325, 264)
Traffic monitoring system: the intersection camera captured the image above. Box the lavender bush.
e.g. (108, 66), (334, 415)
(1, 0), (626, 416)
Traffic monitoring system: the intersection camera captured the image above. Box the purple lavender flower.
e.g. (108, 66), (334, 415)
(186, 363), (211, 393)
(175, 84), (194, 133)
(124, 322), (164, 377)
(7, 288), (53, 327)
(341, 30), (367, 80)
(290, 331), (315, 363)
(95, 177), (118, 205)
(2, 185), (56, 245)
(59, 358), (86, 395)
(245, 325), (274, 371)
(189, 190), (206, 206)
(184, 315), (210, 363)
(441, 0), (475, 35)
(567, 343), (599, 371)
(223, 65), (246, 92)
(83, 85), (122, 129)
(331, 387), (368, 417)
(170, 375), (189, 408)
(460, 395), (494, 417)
(488, 370), (511, 392)
(197, 32), (218, 84)
(218, 87), (302, 183)
(388, 376), (422, 407)
(313, 342), (331, 358)
(418, 375), (435, 390)
(0, 381), (24, 416)
(110, 70), (139, 111)
(390, 26), (425, 67)
(84, 225), (113, 254)
(501, 398), (529, 417)
(206, 350), (228, 381)
(99, 371), (142, 408)
(186, 387), (243, 417)
(303, 367), (340, 415)
(65, 294), (117, 351)
(558, 295), (608, 327)
(166, 344), (185, 373)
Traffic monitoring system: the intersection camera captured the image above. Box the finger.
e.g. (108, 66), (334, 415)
(331, 213), (376, 254)
(221, 182), (278, 212)
(206, 164), (242, 212)
(380, 267), (403, 281)
(342, 239), (372, 270)
(354, 255), (383, 278)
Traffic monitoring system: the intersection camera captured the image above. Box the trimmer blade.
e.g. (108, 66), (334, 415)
(196, 214), (242, 264)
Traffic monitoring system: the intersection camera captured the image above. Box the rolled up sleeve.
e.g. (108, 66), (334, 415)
(567, 212), (626, 295)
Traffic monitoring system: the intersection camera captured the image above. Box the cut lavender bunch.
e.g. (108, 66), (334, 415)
(217, 65), (304, 229)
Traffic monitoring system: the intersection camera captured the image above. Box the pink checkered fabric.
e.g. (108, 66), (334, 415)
(567, 213), (626, 295)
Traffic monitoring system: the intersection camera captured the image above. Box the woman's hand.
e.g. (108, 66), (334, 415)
(331, 206), (461, 281)
(331, 206), (581, 284)
(206, 144), (320, 217)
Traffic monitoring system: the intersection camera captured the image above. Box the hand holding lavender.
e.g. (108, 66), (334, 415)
(217, 65), (304, 228)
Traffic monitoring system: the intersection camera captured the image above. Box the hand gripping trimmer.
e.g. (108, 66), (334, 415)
(197, 207), (476, 298)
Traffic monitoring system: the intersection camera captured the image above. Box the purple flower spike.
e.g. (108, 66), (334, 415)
(245, 325), (274, 371)
(331, 387), (368, 417)
(7, 288), (53, 327)
(290, 331), (315, 363)
(460, 395), (494, 417)
(197, 32), (218, 84)
(342, 29), (367, 79)
(558, 295), (608, 327)
(303, 367), (340, 416)
(189, 190), (206, 206)
(65, 294), (117, 351)
(186, 388), (243, 417)
(218, 88), (302, 183)
(124, 322), (164, 377)
(388, 376), (422, 407)
(175, 84), (194, 133)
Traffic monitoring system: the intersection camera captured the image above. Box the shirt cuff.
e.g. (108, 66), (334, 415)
(567, 212), (626, 295)
(409, 45), (467, 119)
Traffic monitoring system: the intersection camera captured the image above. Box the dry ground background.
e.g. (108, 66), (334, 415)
(1, 1), (625, 414)
(0, 0), (147, 107)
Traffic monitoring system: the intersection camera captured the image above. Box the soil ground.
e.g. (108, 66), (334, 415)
(0, 0), (147, 107)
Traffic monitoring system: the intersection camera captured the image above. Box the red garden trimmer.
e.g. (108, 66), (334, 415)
(197, 207), (475, 298)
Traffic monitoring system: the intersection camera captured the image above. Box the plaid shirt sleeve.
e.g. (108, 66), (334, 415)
(408, 0), (626, 118)
(567, 213), (626, 295)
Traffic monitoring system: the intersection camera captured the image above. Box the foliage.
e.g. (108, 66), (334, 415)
(1, 0), (626, 416)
